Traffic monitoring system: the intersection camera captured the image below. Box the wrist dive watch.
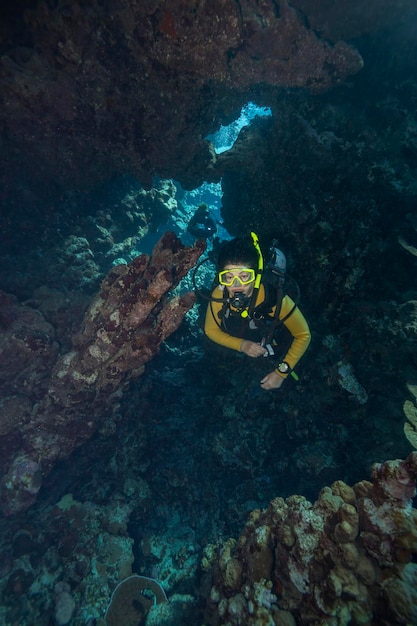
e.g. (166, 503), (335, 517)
(276, 361), (291, 375)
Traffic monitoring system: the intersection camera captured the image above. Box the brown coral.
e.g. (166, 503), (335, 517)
(0, 232), (205, 516)
(204, 453), (417, 625)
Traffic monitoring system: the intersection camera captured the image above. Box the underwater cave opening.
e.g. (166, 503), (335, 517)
(138, 102), (272, 253)
(205, 101), (272, 155)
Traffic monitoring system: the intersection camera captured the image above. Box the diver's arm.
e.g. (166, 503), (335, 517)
(276, 296), (311, 375)
(261, 299), (311, 390)
(204, 292), (243, 352)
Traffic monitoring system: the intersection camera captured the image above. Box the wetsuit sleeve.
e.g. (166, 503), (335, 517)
(277, 296), (311, 373)
(204, 288), (243, 352)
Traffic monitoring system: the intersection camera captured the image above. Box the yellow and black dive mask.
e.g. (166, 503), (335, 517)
(218, 268), (256, 287)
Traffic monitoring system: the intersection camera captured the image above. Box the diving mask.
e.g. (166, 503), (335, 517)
(218, 268), (256, 287)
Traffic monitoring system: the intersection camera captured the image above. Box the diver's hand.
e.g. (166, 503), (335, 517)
(240, 340), (268, 358)
(260, 370), (285, 390)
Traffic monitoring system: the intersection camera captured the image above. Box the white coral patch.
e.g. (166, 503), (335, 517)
(109, 309), (121, 326)
(56, 351), (77, 378)
(88, 344), (102, 359)
(337, 362), (368, 404)
(71, 370), (98, 385)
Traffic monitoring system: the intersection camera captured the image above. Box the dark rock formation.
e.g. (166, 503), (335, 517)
(1, 0), (416, 261)
(0, 0), (379, 201)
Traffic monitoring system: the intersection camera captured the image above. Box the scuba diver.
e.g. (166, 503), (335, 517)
(203, 232), (311, 390)
(187, 203), (217, 239)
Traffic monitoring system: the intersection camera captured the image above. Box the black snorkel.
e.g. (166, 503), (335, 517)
(191, 256), (226, 304)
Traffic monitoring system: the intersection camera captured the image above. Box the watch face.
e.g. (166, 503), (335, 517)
(278, 362), (290, 373)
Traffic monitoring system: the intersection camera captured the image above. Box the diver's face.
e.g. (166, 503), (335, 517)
(221, 264), (255, 298)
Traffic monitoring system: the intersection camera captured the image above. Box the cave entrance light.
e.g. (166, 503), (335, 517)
(205, 102), (272, 155)
(140, 104), (272, 251)
(170, 103), (272, 244)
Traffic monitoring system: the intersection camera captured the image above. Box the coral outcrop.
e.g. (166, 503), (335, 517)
(203, 453), (417, 625)
(0, 232), (205, 516)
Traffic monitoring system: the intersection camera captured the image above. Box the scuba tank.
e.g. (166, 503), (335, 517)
(269, 241), (287, 277)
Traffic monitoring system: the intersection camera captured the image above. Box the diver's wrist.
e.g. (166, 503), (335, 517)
(275, 361), (291, 377)
(275, 369), (287, 378)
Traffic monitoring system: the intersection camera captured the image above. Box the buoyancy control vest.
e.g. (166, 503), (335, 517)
(217, 280), (296, 356)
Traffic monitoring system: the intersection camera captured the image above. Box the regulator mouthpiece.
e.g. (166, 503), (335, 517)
(230, 292), (249, 310)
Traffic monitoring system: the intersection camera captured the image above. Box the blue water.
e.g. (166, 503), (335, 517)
(206, 102), (272, 154)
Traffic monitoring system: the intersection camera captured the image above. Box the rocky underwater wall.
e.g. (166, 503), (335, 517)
(1, 1), (417, 624)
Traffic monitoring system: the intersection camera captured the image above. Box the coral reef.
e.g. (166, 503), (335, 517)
(0, 463), (202, 625)
(203, 453), (417, 625)
(0, 232), (205, 516)
(54, 581), (76, 626)
(0, 178), (181, 298)
(0, 489), (138, 624)
(336, 362), (368, 405)
(0, 3), (416, 625)
(403, 383), (417, 450)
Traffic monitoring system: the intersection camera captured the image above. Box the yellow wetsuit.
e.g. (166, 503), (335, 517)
(204, 283), (311, 375)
